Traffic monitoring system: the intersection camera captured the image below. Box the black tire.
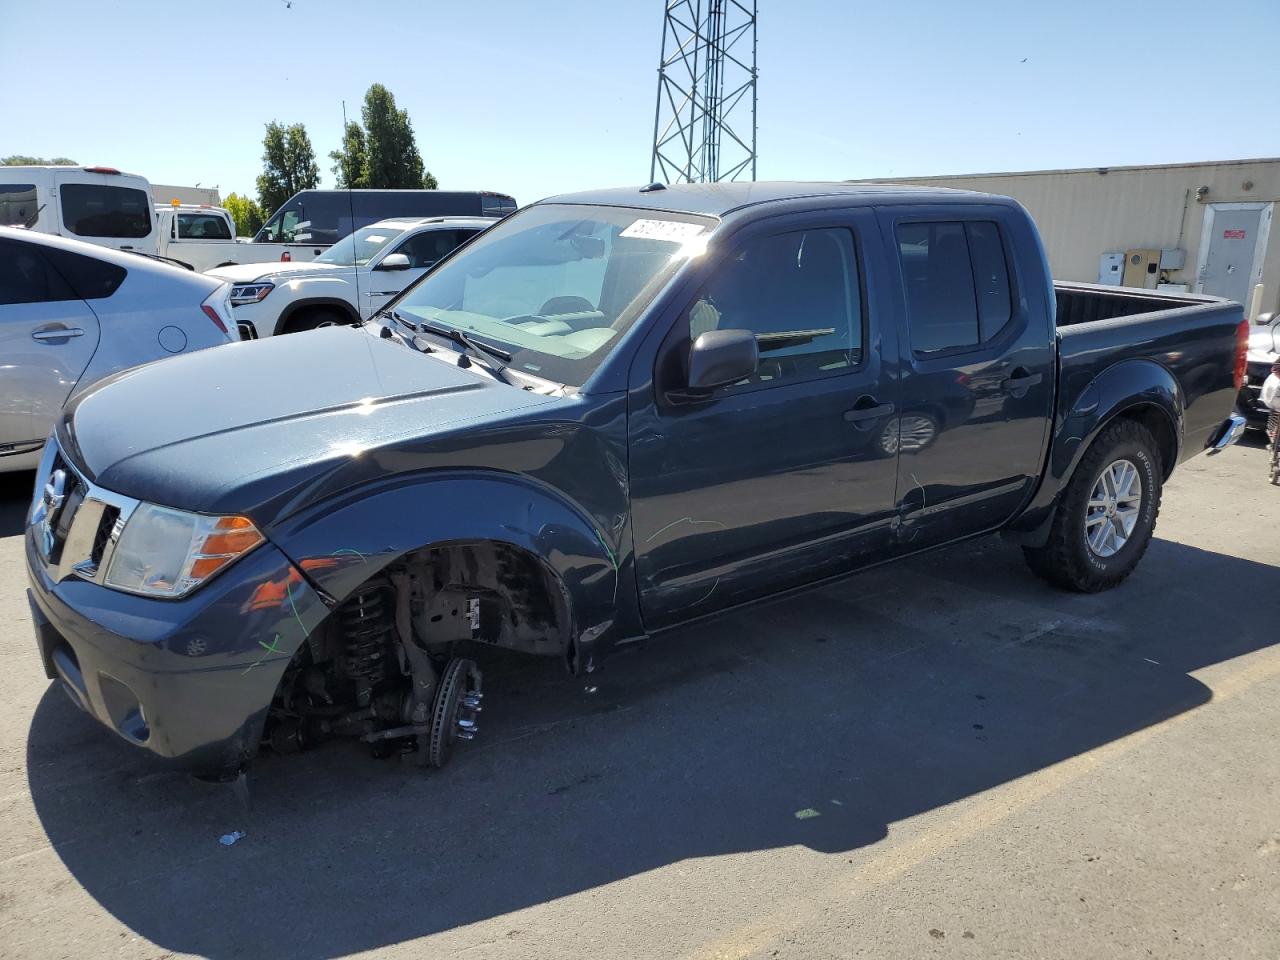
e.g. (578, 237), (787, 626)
(282, 308), (348, 335)
(1023, 418), (1163, 592)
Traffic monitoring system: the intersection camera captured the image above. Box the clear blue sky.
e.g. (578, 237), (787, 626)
(3, 0), (1277, 206)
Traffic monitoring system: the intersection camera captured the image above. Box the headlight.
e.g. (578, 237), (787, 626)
(229, 282), (274, 306)
(104, 504), (265, 598)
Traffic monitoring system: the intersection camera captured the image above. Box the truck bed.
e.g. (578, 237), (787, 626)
(1054, 281), (1243, 464)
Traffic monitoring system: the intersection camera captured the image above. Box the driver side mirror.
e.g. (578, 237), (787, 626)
(687, 329), (759, 390)
(377, 253), (411, 271)
(1256, 311), (1275, 326)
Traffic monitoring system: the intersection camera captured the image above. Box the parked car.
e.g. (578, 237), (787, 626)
(0, 166), (158, 255)
(250, 189), (517, 260)
(24, 183), (1246, 779)
(0, 227), (236, 472)
(1236, 311), (1279, 430)
(206, 217), (493, 338)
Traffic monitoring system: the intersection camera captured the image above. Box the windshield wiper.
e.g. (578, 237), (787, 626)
(23, 203), (46, 229)
(414, 319), (514, 381)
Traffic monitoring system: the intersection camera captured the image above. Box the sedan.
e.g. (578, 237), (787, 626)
(0, 227), (237, 473)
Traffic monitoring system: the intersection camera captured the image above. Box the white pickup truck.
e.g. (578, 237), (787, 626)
(207, 217), (491, 338)
(154, 203), (320, 272)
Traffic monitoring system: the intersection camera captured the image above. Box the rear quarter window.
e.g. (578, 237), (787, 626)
(60, 183), (153, 239)
(40, 246), (128, 299)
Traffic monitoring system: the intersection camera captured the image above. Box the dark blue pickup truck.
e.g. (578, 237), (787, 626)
(25, 182), (1249, 778)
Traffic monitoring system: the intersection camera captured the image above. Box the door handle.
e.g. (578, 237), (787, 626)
(844, 400), (895, 424)
(1001, 369), (1043, 396)
(32, 327), (85, 341)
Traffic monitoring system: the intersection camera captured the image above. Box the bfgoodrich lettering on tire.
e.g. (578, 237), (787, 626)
(1022, 418), (1163, 593)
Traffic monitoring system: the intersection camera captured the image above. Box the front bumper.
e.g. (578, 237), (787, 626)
(25, 522), (327, 776)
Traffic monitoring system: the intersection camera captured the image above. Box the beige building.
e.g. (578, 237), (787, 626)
(855, 158), (1279, 316)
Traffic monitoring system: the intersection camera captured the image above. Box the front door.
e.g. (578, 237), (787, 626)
(364, 229), (481, 318)
(1197, 202), (1273, 307)
(880, 208), (1055, 549)
(628, 210), (900, 629)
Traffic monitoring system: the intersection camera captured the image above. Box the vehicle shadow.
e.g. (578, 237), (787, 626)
(0, 470), (34, 537)
(25, 534), (1278, 959)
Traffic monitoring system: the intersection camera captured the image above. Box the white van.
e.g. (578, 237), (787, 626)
(0, 166), (159, 256)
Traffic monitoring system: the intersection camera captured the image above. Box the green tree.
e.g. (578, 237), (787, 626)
(223, 192), (266, 237)
(255, 121), (320, 215)
(360, 84), (437, 189)
(328, 121), (368, 189)
(3, 155), (77, 165)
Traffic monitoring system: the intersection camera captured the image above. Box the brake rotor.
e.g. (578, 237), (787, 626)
(426, 657), (483, 769)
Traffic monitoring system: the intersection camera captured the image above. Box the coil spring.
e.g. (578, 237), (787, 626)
(337, 585), (393, 684)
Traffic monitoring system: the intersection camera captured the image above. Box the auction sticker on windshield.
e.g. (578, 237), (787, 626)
(620, 219), (707, 243)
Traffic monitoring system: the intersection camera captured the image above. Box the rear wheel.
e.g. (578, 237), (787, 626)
(282, 307), (348, 335)
(1023, 419), (1162, 592)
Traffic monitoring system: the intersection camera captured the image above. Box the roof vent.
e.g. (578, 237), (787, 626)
(639, 182), (667, 193)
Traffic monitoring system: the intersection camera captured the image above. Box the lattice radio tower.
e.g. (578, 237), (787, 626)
(649, 0), (758, 184)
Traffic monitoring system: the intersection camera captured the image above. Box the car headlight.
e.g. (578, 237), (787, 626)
(229, 282), (274, 306)
(104, 504), (265, 598)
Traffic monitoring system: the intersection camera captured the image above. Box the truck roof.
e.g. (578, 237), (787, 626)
(543, 181), (1009, 218)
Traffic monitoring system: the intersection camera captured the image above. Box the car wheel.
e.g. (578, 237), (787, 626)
(283, 308), (348, 334)
(1022, 418), (1162, 592)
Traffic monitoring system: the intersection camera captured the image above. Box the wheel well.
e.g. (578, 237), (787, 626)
(1112, 404), (1178, 478)
(277, 300), (359, 335)
(340, 540), (573, 660)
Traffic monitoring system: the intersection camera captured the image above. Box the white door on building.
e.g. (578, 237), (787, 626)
(1195, 202), (1272, 306)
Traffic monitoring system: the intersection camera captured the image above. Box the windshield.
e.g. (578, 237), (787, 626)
(317, 225), (406, 266)
(393, 203), (715, 386)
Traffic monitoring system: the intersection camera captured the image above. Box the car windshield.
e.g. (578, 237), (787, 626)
(317, 225), (406, 266)
(393, 203), (715, 387)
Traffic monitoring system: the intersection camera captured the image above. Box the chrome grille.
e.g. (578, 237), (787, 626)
(31, 441), (140, 586)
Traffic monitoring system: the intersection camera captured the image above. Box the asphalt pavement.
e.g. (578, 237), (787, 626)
(0, 439), (1277, 960)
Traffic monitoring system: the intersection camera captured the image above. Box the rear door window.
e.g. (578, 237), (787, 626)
(176, 212), (233, 240)
(0, 239), (78, 305)
(0, 183), (39, 227)
(60, 183), (152, 238)
(896, 220), (1013, 353)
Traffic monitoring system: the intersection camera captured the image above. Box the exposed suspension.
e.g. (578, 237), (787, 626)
(337, 584), (393, 689)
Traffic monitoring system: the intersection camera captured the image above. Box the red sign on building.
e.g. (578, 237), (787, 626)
(1223, 229), (1247, 239)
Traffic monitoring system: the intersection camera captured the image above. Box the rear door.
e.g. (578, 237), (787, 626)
(628, 208), (901, 628)
(878, 204), (1054, 549)
(0, 238), (102, 456)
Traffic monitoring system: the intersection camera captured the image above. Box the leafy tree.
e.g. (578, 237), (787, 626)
(328, 121), (368, 189)
(255, 121), (320, 215)
(360, 84), (437, 189)
(3, 155), (77, 165)
(223, 192), (266, 237)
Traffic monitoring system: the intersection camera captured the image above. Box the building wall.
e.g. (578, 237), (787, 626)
(150, 183), (222, 207)
(854, 158), (1280, 315)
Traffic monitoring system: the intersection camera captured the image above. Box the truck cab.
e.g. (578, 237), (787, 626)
(153, 203), (240, 271)
(0, 166), (157, 255)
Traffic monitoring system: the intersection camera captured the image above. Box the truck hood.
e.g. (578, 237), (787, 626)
(60, 327), (561, 519)
(206, 261), (350, 284)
